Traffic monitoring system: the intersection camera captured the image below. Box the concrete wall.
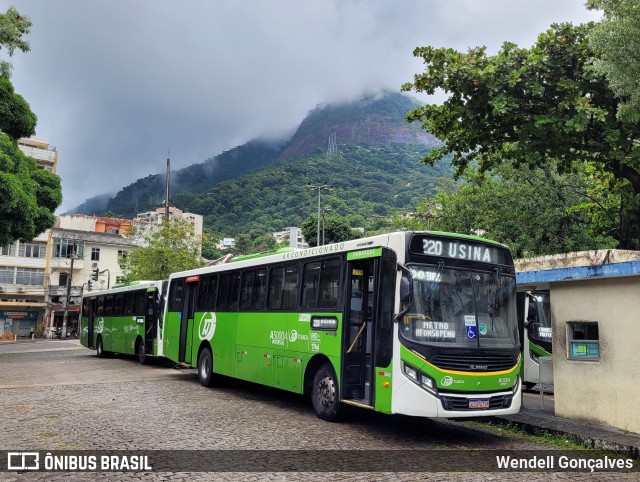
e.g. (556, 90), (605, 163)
(551, 276), (640, 433)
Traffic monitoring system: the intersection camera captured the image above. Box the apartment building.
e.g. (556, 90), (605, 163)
(46, 215), (148, 333)
(272, 227), (309, 249)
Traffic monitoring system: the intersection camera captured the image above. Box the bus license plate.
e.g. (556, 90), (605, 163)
(469, 398), (490, 409)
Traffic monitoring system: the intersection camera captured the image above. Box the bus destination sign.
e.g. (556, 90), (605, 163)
(409, 235), (510, 265)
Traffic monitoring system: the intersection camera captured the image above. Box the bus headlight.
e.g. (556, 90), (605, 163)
(512, 375), (520, 395)
(402, 362), (438, 396)
(403, 363), (418, 382)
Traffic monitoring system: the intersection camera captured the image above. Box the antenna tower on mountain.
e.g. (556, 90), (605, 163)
(327, 131), (337, 157)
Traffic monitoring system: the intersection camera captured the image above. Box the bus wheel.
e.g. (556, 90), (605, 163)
(137, 338), (148, 365)
(198, 347), (214, 388)
(523, 382), (537, 391)
(311, 363), (343, 422)
(96, 336), (105, 358)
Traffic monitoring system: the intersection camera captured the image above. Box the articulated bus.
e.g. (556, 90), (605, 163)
(158, 231), (521, 421)
(517, 290), (552, 390)
(80, 281), (166, 364)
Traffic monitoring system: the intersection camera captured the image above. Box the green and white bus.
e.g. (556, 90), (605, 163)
(517, 290), (552, 390)
(159, 231), (522, 420)
(80, 280), (167, 364)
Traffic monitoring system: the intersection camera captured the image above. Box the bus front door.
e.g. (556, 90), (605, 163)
(179, 280), (198, 364)
(342, 259), (377, 407)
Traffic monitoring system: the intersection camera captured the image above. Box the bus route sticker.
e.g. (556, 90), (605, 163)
(198, 312), (217, 341)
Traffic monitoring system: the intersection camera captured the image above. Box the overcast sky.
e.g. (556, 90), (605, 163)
(5, 0), (600, 212)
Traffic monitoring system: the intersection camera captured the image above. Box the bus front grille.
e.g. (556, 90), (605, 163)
(440, 395), (513, 411)
(430, 354), (517, 372)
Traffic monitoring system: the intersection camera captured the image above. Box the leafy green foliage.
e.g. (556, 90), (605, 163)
(426, 163), (617, 257)
(119, 218), (205, 282)
(403, 22), (640, 247)
(173, 143), (451, 239)
(0, 77), (36, 138)
(588, 0), (640, 122)
(104, 140), (286, 218)
(0, 6), (31, 78)
(301, 214), (358, 247)
(0, 131), (61, 246)
(0, 7), (61, 245)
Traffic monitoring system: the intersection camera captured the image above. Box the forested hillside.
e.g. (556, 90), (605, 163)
(174, 143), (451, 236)
(72, 92), (445, 233)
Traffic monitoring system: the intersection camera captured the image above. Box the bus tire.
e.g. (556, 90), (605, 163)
(137, 338), (148, 365)
(96, 336), (106, 358)
(198, 347), (214, 388)
(311, 363), (344, 422)
(523, 382), (536, 391)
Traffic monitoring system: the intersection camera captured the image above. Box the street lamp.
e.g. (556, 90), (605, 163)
(307, 183), (332, 246)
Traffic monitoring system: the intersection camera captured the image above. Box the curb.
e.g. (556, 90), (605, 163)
(488, 414), (640, 460)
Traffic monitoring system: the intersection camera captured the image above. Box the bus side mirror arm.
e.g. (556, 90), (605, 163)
(393, 305), (410, 324)
(395, 263), (412, 323)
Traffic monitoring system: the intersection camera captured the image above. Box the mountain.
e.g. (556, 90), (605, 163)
(72, 91), (448, 233)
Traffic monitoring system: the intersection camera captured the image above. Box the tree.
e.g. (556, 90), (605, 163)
(0, 132), (61, 246)
(0, 6), (32, 78)
(119, 218), (205, 282)
(402, 22), (640, 247)
(425, 163), (617, 258)
(588, 0), (640, 122)
(301, 214), (356, 247)
(0, 7), (61, 245)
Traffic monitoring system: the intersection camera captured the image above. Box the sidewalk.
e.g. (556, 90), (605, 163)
(491, 387), (640, 459)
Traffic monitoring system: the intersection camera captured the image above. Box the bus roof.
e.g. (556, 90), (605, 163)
(169, 231), (512, 280)
(82, 280), (163, 298)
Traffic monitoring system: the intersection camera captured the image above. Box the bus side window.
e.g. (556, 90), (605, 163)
(123, 292), (134, 316)
(228, 272), (240, 311)
(114, 294), (124, 317)
(319, 259), (340, 309)
(268, 266), (285, 310)
(97, 296), (104, 316)
(134, 290), (146, 315)
(207, 276), (218, 311)
(169, 280), (185, 312)
(283, 264), (299, 310)
(252, 269), (267, 310)
(104, 295), (114, 316)
(302, 262), (321, 309)
(240, 271), (255, 310)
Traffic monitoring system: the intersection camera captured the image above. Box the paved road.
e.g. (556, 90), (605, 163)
(0, 343), (633, 481)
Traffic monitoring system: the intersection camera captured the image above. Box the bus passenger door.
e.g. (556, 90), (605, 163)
(342, 259), (376, 406)
(87, 299), (96, 349)
(179, 279), (198, 364)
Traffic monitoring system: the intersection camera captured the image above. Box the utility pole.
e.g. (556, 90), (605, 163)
(307, 183), (332, 246)
(164, 155), (171, 222)
(61, 246), (77, 339)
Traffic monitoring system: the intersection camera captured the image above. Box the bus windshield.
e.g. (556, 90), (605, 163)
(401, 264), (519, 349)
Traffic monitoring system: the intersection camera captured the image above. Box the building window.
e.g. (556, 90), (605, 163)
(91, 247), (100, 261)
(16, 268), (45, 286)
(18, 242), (46, 258)
(117, 250), (128, 260)
(0, 266), (15, 284)
(1, 244), (16, 256)
(53, 239), (84, 258)
(59, 273), (68, 287)
(567, 322), (600, 360)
